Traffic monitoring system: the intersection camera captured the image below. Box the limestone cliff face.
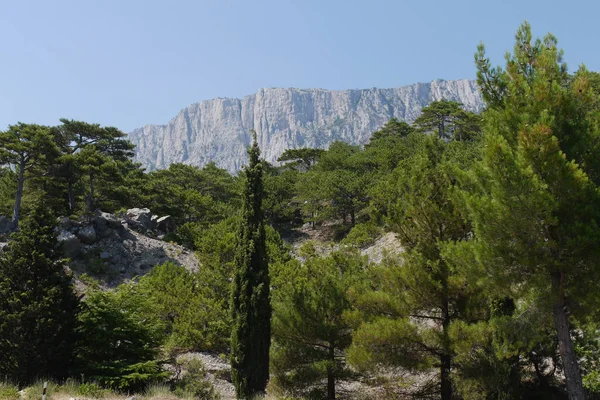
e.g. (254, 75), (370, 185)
(129, 79), (483, 172)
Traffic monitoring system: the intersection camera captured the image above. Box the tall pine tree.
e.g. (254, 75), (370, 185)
(0, 204), (78, 386)
(449, 22), (600, 399)
(230, 131), (271, 399)
(0, 123), (60, 229)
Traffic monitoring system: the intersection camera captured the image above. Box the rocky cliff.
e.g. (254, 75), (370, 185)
(129, 79), (483, 172)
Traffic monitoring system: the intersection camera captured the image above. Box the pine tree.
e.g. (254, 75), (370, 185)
(271, 251), (365, 400)
(0, 204), (78, 386)
(414, 100), (481, 141)
(230, 131), (271, 399)
(53, 119), (134, 213)
(451, 22), (600, 399)
(0, 123), (60, 229)
(349, 136), (480, 400)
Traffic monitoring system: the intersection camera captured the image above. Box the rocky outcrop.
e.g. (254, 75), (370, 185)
(55, 210), (198, 288)
(361, 232), (404, 264)
(156, 215), (175, 233)
(129, 79), (483, 172)
(126, 208), (157, 231)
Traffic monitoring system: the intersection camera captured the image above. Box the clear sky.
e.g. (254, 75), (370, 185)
(0, 0), (598, 132)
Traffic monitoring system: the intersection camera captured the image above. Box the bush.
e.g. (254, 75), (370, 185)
(341, 222), (381, 248)
(75, 382), (110, 398)
(0, 383), (19, 400)
(174, 358), (219, 400)
(74, 286), (167, 392)
(136, 262), (230, 354)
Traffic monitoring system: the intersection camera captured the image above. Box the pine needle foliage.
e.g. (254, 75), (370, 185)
(0, 205), (78, 386)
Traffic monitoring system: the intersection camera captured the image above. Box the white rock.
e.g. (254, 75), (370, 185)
(128, 80), (484, 172)
(126, 208), (157, 230)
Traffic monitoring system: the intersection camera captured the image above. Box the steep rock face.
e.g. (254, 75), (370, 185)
(129, 79), (483, 172)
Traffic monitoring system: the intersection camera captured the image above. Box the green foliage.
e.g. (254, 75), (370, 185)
(0, 383), (19, 400)
(145, 162), (238, 229)
(136, 262), (230, 354)
(277, 148), (325, 171)
(174, 358), (219, 400)
(0, 123), (61, 227)
(271, 250), (365, 399)
(0, 205), (78, 386)
(364, 119), (420, 173)
(574, 321), (600, 397)
(74, 284), (167, 392)
(297, 142), (372, 226)
(349, 136), (481, 400)
(340, 222), (381, 248)
(414, 99), (481, 141)
(53, 119), (136, 214)
(451, 21), (600, 398)
(133, 217), (292, 358)
(263, 164), (301, 225)
(74, 381), (110, 398)
(230, 133), (271, 399)
(0, 168), (16, 217)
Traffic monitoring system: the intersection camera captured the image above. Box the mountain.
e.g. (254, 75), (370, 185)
(128, 79), (483, 172)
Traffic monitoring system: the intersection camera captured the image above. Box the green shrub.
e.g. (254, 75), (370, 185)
(341, 222), (381, 248)
(74, 286), (167, 392)
(174, 358), (219, 400)
(76, 382), (110, 398)
(0, 383), (19, 400)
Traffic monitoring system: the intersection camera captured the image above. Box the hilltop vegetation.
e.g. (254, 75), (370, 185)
(1, 23), (600, 400)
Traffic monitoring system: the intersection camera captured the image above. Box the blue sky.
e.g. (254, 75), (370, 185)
(0, 0), (597, 132)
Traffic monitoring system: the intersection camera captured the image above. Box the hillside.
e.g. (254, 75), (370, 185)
(128, 79), (483, 172)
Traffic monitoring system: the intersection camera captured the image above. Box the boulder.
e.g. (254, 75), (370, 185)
(100, 251), (111, 260)
(126, 208), (157, 230)
(57, 217), (73, 231)
(156, 215), (175, 233)
(95, 211), (121, 230)
(0, 216), (11, 234)
(93, 215), (107, 232)
(77, 225), (97, 245)
(0, 242), (9, 253)
(58, 231), (81, 257)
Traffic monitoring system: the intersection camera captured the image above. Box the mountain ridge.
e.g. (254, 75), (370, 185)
(128, 79), (483, 172)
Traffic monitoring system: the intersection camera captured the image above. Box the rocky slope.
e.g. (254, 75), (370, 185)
(57, 209), (198, 289)
(129, 79), (483, 172)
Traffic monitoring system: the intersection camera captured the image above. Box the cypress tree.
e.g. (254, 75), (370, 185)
(0, 204), (78, 386)
(230, 131), (271, 399)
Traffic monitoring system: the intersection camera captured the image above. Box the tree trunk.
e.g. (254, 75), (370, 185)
(11, 158), (25, 230)
(67, 180), (76, 212)
(441, 304), (452, 400)
(440, 353), (452, 400)
(327, 345), (336, 400)
(552, 272), (586, 400)
(440, 267), (452, 400)
(86, 174), (95, 212)
(350, 210), (355, 226)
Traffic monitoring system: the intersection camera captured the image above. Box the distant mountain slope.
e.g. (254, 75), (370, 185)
(128, 79), (483, 172)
